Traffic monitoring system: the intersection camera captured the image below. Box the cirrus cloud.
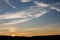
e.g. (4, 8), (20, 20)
(5, 0), (16, 9)
(0, 6), (48, 26)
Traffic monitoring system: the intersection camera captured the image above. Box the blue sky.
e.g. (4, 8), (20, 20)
(0, 0), (60, 36)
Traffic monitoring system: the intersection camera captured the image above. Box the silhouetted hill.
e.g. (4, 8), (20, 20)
(0, 35), (60, 40)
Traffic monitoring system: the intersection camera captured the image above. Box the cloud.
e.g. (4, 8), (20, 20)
(1, 1), (59, 26)
(0, 6), (48, 26)
(50, 7), (60, 12)
(0, 11), (27, 19)
(5, 0), (16, 9)
(21, 0), (31, 2)
(34, 11), (48, 17)
(0, 27), (18, 32)
(34, 1), (49, 8)
(34, 1), (60, 12)
(2, 18), (31, 26)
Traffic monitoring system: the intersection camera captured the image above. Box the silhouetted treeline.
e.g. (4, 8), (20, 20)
(0, 35), (60, 40)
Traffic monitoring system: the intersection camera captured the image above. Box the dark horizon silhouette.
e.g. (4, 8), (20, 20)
(0, 35), (60, 40)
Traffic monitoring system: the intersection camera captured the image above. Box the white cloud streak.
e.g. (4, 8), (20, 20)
(2, 18), (31, 26)
(34, 2), (49, 8)
(34, 11), (48, 17)
(34, 1), (60, 12)
(0, 11), (27, 19)
(50, 7), (60, 12)
(21, 0), (31, 2)
(5, 0), (16, 9)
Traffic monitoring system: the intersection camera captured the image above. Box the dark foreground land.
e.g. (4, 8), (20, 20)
(0, 35), (60, 40)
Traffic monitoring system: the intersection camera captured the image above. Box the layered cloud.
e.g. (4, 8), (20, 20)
(0, 5), (48, 26)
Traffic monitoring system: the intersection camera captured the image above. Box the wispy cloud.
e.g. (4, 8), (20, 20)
(0, 6), (48, 26)
(21, 0), (31, 2)
(0, 11), (27, 19)
(5, 0), (16, 9)
(0, 27), (18, 32)
(34, 1), (60, 12)
(34, 2), (49, 8)
(2, 18), (31, 26)
(1, 1), (59, 26)
(50, 7), (60, 12)
(34, 11), (48, 17)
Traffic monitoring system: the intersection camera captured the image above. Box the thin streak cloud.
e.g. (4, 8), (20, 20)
(21, 0), (32, 2)
(50, 7), (60, 12)
(2, 18), (31, 26)
(5, 0), (16, 9)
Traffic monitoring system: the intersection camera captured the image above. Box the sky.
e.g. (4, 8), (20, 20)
(0, 0), (60, 36)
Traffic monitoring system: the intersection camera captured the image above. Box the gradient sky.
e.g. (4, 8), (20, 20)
(0, 0), (60, 36)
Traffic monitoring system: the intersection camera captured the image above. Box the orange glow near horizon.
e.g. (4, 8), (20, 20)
(0, 27), (60, 36)
(0, 31), (60, 36)
(12, 35), (15, 37)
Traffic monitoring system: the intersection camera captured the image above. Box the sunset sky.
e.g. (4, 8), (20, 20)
(0, 0), (60, 36)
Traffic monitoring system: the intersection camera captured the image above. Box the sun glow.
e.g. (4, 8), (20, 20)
(12, 35), (15, 37)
